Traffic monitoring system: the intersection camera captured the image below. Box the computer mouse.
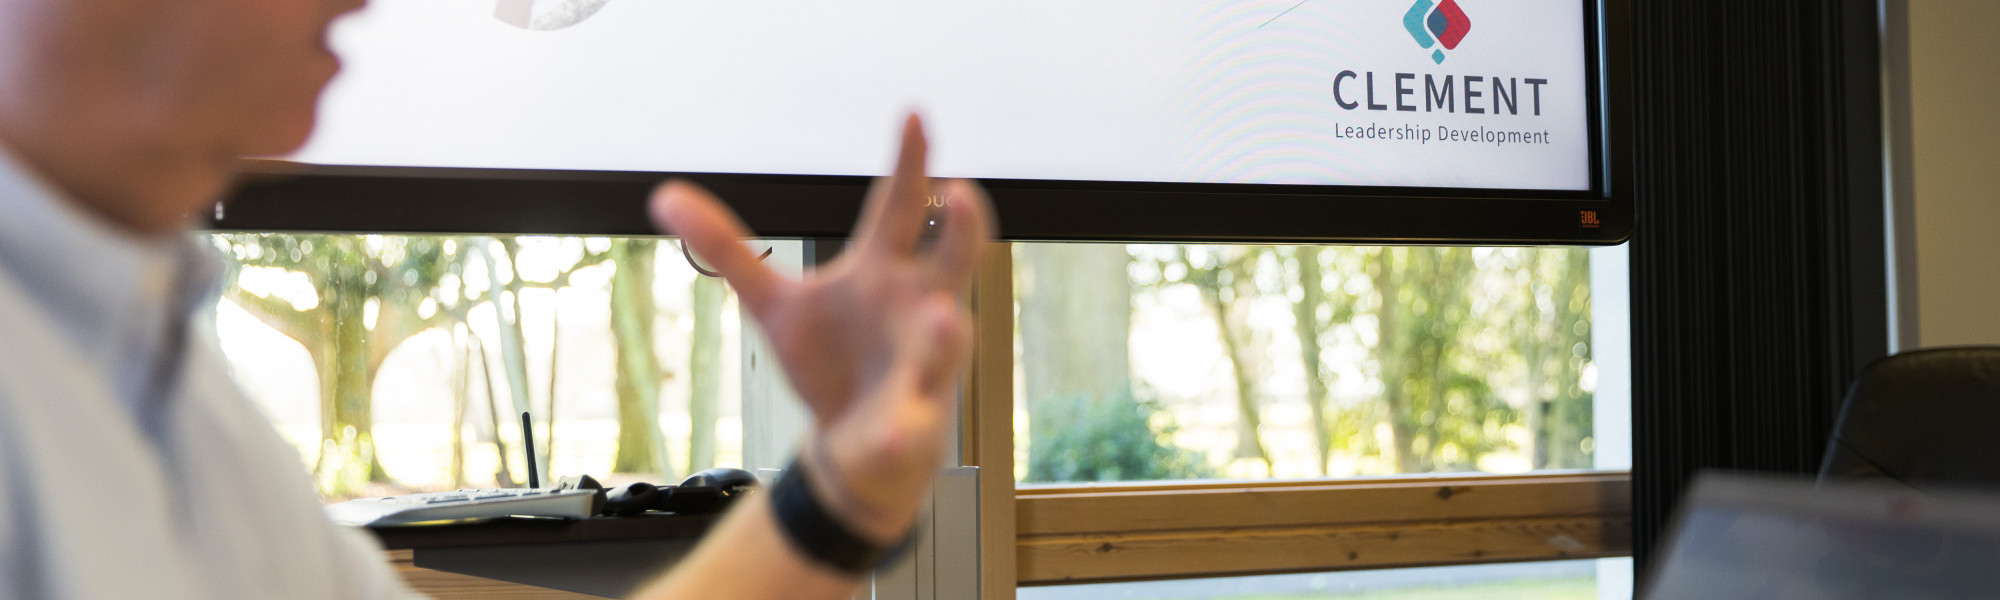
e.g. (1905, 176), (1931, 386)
(680, 467), (758, 497)
(597, 468), (760, 517)
(603, 482), (667, 517)
(661, 468), (758, 515)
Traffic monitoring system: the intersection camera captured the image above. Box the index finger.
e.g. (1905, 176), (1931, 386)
(852, 113), (934, 258)
(649, 179), (787, 316)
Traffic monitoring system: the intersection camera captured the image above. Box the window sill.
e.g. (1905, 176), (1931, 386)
(1015, 471), (1632, 585)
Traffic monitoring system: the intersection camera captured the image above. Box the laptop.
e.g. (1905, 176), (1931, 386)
(1646, 473), (2000, 599)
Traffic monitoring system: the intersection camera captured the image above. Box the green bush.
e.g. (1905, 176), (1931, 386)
(1026, 391), (1216, 483)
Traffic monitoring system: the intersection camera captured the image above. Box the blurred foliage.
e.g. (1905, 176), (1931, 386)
(213, 233), (687, 498)
(214, 233), (454, 495)
(1172, 246), (1276, 475)
(1521, 248), (1594, 470)
(1026, 390), (1217, 483)
(212, 230), (1598, 495)
(609, 239), (672, 478)
(1287, 246), (1368, 475)
(1018, 243), (1597, 481)
(686, 272), (727, 474)
(1368, 247), (1515, 473)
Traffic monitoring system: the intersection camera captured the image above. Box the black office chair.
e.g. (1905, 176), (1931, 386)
(1819, 346), (2000, 490)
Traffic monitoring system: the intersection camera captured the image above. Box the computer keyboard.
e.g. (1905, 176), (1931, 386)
(325, 488), (598, 526)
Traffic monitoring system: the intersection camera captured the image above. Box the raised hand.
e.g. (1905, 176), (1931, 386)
(648, 114), (994, 542)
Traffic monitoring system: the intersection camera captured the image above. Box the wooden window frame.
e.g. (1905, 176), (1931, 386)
(963, 243), (1633, 597)
(1015, 473), (1630, 585)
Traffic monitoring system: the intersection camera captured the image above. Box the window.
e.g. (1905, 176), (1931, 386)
(207, 232), (1633, 594)
(1013, 243), (1627, 483)
(209, 233), (809, 500)
(998, 242), (1633, 591)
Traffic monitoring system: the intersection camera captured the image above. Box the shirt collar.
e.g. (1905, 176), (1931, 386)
(0, 142), (220, 374)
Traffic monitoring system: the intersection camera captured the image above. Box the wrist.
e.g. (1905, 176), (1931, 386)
(769, 454), (919, 577)
(799, 438), (915, 545)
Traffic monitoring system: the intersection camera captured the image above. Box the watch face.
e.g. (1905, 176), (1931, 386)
(492, 0), (612, 31)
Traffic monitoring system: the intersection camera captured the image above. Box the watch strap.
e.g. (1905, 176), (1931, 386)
(771, 458), (915, 575)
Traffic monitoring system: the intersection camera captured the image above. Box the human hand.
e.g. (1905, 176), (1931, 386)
(649, 114), (994, 543)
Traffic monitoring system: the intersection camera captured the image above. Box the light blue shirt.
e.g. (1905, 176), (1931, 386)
(0, 145), (212, 438)
(0, 145), (419, 599)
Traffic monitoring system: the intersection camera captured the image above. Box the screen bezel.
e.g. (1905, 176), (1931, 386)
(213, 0), (1630, 246)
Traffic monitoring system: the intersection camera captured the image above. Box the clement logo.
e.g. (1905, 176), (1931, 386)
(1328, 0), (1553, 147)
(1404, 0), (1472, 64)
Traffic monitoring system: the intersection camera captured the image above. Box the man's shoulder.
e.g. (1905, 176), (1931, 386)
(0, 268), (100, 400)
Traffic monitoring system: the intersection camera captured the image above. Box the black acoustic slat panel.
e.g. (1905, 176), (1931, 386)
(1627, 0), (1885, 580)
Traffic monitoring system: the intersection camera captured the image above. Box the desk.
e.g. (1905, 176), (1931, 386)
(373, 513), (720, 598)
(370, 467), (980, 600)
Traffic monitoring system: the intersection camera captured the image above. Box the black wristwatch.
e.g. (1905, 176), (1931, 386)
(770, 458), (918, 576)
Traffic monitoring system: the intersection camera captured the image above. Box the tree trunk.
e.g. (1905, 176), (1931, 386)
(1545, 249), (1593, 469)
(322, 284), (386, 491)
(1371, 248), (1426, 474)
(1192, 249), (1272, 476)
(489, 240), (537, 438)
(1017, 244), (1133, 406)
(1522, 253), (1549, 469)
(451, 339), (471, 489)
(1290, 247), (1332, 476)
(611, 240), (673, 478)
(542, 312), (560, 478)
(1017, 244), (1135, 480)
(688, 274), (725, 473)
(478, 338), (517, 488)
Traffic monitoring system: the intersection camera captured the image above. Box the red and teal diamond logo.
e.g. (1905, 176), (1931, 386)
(1404, 0), (1471, 64)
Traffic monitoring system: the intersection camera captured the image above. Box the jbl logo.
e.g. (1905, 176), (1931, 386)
(1580, 210), (1601, 228)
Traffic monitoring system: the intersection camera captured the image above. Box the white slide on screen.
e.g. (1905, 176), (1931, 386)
(295, 0), (1592, 191)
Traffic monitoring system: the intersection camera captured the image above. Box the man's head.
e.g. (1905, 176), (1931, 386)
(0, 0), (366, 234)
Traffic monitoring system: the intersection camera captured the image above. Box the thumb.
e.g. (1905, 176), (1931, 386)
(851, 296), (965, 483)
(909, 293), (973, 405)
(863, 295), (963, 463)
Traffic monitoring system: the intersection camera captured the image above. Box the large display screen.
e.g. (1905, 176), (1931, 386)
(295, 0), (1596, 193)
